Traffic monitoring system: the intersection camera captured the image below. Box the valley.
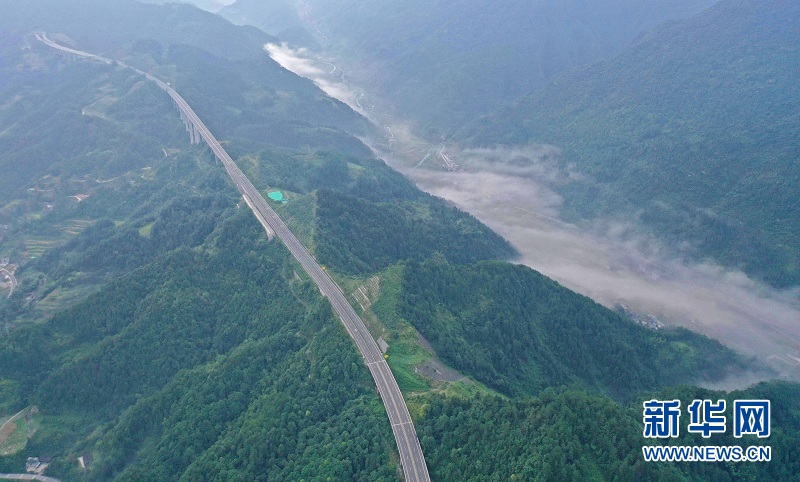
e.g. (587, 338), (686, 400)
(0, 1), (798, 480)
(265, 44), (800, 383)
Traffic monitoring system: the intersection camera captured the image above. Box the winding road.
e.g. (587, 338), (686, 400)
(36, 32), (430, 482)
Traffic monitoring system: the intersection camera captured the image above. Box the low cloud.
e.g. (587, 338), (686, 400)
(265, 43), (323, 77)
(267, 44), (800, 388)
(405, 146), (800, 386)
(265, 43), (367, 116)
(456, 145), (577, 182)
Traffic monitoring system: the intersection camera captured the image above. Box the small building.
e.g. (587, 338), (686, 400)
(26, 457), (41, 473)
(26, 456), (51, 474)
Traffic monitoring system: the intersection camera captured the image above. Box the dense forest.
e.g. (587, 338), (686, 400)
(0, 5), (401, 477)
(229, 147), (516, 276)
(394, 259), (748, 399)
(462, 0), (800, 288)
(1, 1), (798, 480)
(313, 190), (515, 276)
(0, 209), (400, 480)
(419, 382), (800, 481)
(219, 0), (716, 134)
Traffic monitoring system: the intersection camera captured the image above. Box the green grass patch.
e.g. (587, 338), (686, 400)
(386, 341), (432, 393)
(369, 264), (405, 330)
(138, 221), (154, 238)
(439, 378), (500, 399)
(405, 396), (428, 422)
(0, 412), (40, 456)
(36, 285), (100, 317)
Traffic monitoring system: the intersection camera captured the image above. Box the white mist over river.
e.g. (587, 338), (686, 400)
(266, 43), (800, 385)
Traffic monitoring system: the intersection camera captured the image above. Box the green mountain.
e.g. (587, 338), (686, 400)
(394, 259), (746, 399)
(221, 0), (715, 134)
(419, 382), (800, 481)
(0, 0), (371, 206)
(0, 2), (402, 478)
(462, 0), (800, 288)
(1, 1), (798, 480)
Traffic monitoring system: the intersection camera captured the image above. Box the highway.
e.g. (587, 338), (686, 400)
(36, 33), (430, 482)
(0, 474), (60, 482)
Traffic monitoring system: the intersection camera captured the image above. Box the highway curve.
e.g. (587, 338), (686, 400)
(36, 33), (431, 482)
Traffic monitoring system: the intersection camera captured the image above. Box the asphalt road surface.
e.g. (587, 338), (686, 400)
(0, 474), (60, 482)
(36, 32), (430, 482)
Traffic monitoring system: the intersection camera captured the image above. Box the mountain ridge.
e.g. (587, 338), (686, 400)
(219, 0), (717, 134)
(461, 0), (800, 287)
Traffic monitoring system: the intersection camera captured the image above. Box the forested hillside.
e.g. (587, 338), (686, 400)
(2, 0), (372, 165)
(419, 382), (800, 481)
(1, 1), (798, 480)
(0, 52), (182, 204)
(393, 259), (746, 399)
(0, 3), (402, 478)
(1, 212), (398, 480)
(222, 147), (517, 275)
(463, 0), (800, 287)
(221, 0), (715, 134)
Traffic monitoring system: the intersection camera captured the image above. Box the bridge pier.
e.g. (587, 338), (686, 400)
(58, 51), (76, 64)
(36, 33), (432, 480)
(192, 124), (201, 144)
(177, 107), (201, 145)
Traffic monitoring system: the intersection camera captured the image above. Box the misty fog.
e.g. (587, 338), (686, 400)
(267, 42), (800, 386)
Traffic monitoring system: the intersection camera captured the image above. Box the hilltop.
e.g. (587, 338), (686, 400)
(462, 0), (800, 287)
(219, 0), (715, 134)
(0, 1), (797, 480)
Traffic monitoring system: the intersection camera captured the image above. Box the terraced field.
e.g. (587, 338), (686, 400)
(23, 237), (58, 259)
(60, 219), (93, 237)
